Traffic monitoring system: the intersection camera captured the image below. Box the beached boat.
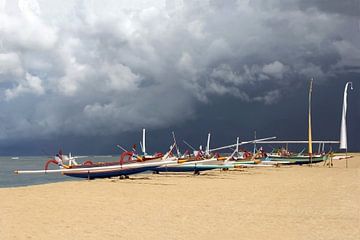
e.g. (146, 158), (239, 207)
(264, 153), (328, 165)
(257, 80), (338, 165)
(15, 151), (175, 179)
(15, 143), (184, 179)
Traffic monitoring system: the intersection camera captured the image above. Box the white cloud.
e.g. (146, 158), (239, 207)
(102, 63), (141, 91)
(5, 72), (44, 100)
(0, 1), (57, 51)
(262, 61), (288, 79)
(187, 20), (205, 39)
(0, 52), (23, 78)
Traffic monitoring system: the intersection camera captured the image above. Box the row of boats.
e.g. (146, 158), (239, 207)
(15, 129), (335, 179)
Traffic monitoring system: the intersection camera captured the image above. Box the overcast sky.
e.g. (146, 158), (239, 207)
(0, 0), (359, 155)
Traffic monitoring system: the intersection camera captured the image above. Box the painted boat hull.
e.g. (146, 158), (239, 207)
(264, 154), (328, 165)
(64, 165), (157, 179)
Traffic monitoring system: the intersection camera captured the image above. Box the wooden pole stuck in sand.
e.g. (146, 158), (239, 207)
(346, 150), (348, 168)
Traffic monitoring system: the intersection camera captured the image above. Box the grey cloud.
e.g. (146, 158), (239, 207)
(254, 89), (281, 105)
(0, 0), (358, 139)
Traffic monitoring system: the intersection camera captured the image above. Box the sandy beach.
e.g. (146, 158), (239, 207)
(0, 154), (359, 240)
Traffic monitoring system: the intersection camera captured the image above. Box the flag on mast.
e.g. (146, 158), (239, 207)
(340, 82), (353, 150)
(308, 79), (313, 155)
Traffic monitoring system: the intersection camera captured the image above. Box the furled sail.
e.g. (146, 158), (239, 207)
(339, 82), (353, 150)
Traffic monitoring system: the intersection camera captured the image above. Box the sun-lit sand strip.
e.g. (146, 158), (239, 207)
(0, 154), (359, 240)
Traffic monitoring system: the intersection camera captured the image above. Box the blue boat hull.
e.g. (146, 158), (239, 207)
(64, 166), (157, 179)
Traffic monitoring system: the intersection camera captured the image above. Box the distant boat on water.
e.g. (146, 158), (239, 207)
(11, 157), (19, 160)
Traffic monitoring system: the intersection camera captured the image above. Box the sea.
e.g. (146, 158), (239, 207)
(0, 156), (119, 188)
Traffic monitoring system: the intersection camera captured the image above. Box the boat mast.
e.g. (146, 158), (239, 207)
(308, 79), (313, 165)
(172, 131), (181, 157)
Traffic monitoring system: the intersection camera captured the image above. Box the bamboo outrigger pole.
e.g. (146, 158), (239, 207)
(308, 79), (313, 165)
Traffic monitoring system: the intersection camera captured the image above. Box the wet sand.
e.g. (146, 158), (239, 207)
(0, 154), (359, 240)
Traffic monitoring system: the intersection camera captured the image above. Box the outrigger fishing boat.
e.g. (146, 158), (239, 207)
(15, 153), (169, 179)
(257, 80), (339, 165)
(262, 146), (329, 165)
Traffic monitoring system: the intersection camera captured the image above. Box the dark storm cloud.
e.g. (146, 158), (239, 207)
(0, 0), (358, 141)
(250, 0), (360, 17)
(299, 0), (360, 17)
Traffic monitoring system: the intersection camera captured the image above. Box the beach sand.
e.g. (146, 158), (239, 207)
(1, 154), (359, 240)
